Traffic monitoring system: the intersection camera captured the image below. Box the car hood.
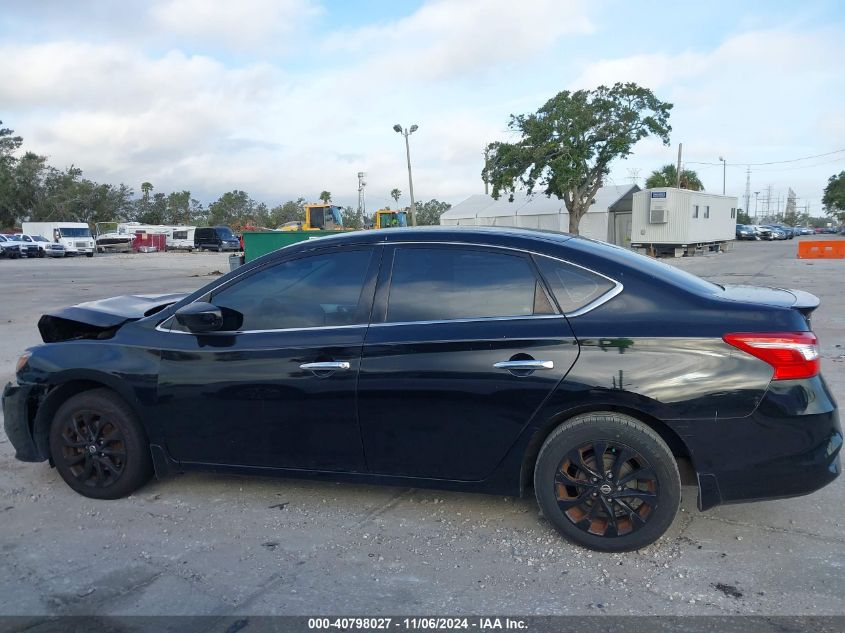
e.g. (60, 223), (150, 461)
(718, 284), (820, 317)
(38, 293), (188, 342)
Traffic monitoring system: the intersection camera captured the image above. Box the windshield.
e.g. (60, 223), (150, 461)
(59, 227), (92, 237)
(8, 235), (23, 241)
(215, 227), (236, 240)
(32, 235), (49, 242)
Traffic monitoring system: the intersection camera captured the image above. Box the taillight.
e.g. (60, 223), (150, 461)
(723, 332), (820, 380)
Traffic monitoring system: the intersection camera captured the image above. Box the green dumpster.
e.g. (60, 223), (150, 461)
(242, 231), (346, 263)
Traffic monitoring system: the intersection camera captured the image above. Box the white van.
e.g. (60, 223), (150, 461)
(21, 222), (96, 257)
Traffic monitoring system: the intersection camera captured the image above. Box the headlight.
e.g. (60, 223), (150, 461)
(16, 351), (31, 373)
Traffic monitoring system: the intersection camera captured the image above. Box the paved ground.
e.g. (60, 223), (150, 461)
(0, 239), (843, 617)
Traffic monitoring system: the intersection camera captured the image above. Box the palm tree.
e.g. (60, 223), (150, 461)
(645, 164), (704, 191)
(319, 190), (332, 204)
(390, 188), (402, 208)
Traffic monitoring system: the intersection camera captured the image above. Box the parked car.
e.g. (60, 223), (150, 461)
(43, 242), (67, 258)
(0, 234), (21, 258)
(751, 225), (774, 240)
(8, 234), (43, 257)
(735, 224), (757, 240)
(767, 224), (795, 239)
(762, 225), (787, 240)
(3, 228), (840, 552)
(194, 226), (240, 252)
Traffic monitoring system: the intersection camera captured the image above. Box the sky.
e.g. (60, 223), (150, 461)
(1, 0), (843, 215)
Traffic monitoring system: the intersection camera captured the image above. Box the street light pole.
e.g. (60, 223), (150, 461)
(719, 156), (726, 195)
(394, 123), (418, 226)
(754, 191), (760, 221)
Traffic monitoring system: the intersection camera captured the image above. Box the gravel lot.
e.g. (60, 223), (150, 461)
(0, 239), (843, 617)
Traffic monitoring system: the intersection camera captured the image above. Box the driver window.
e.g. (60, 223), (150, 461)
(210, 249), (373, 331)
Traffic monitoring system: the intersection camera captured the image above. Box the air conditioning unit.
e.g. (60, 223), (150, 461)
(649, 208), (667, 223)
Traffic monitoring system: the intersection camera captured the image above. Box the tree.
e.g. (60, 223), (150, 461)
(737, 209), (752, 224)
(208, 189), (258, 230)
(319, 190), (332, 204)
(411, 199), (451, 226)
(341, 205), (363, 229)
(390, 188), (402, 208)
(484, 83), (672, 234)
(269, 198), (306, 227)
(645, 164), (703, 191)
(822, 171), (845, 224)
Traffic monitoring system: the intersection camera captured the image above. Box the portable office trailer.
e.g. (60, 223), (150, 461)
(631, 188), (738, 255)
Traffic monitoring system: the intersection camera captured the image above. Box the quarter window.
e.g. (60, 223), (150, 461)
(534, 256), (616, 314)
(209, 249), (373, 330)
(386, 247), (552, 323)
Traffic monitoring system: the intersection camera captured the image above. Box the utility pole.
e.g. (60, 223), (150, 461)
(357, 172), (367, 227)
(675, 143), (683, 188)
(393, 123), (418, 226)
(719, 156), (726, 195)
(483, 146), (490, 195)
(744, 166), (751, 219)
(754, 191), (760, 221)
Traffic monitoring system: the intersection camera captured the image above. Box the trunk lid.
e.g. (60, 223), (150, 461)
(38, 293), (187, 342)
(718, 284), (820, 318)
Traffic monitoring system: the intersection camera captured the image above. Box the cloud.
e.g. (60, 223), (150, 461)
(150, 0), (323, 50)
(572, 28), (845, 204)
(325, 0), (594, 80)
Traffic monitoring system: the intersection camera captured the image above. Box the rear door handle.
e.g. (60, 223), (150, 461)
(300, 361), (351, 371)
(493, 360), (554, 370)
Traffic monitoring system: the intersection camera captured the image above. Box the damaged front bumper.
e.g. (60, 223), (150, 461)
(2, 381), (47, 462)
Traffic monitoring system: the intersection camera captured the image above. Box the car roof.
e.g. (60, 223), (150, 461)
(278, 225), (575, 251)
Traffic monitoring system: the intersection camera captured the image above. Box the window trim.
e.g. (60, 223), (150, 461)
(157, 240), (622, 334)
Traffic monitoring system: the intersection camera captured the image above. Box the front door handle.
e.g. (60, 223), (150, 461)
(493, 360), (554, 371)
(300, 361), (351, 371)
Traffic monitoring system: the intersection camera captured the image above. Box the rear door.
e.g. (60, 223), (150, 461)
(357, 244), (580, 481)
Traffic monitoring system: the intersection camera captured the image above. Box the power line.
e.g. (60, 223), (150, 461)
(686, 148), (845, 167)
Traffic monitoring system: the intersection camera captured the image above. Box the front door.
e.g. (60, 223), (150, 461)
(157, 246), (379, 472)
(357, 244), (580, 481)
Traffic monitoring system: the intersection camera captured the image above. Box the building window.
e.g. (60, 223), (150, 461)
(693, 205), (699, 218)
(704, 205), (710, 219)
(731, 208), (736, 219)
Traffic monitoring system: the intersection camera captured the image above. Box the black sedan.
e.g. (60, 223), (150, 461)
(3, 227), (841, 551)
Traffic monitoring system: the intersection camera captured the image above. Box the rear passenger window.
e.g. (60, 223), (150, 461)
(535, 256), (616, 314)
(387, 247), (552, 323)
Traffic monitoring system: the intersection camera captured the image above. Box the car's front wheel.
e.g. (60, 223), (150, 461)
(49, 389), (153, 499)
(534, 412), (681, 552)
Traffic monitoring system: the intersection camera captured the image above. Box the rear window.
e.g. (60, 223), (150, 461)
(535, 256), (616, 313)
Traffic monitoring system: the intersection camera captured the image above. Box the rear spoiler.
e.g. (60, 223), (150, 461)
(786, 288), (820, 318)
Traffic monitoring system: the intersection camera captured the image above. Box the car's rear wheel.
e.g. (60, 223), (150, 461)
(49, 389), (153, 499)
(534, 412), (681, 552)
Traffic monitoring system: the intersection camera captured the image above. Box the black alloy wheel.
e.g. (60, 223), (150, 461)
(534, 412), (681, 552)
(49, 389), (153, 499)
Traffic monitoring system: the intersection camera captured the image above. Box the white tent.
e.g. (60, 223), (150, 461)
(440, 185), (639, 245)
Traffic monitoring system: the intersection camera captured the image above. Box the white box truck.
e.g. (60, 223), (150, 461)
(21, 222), (96, 257)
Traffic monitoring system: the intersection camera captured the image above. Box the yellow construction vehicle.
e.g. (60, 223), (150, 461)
(373, 208), (409, 229)
(280, 204), (344, 231)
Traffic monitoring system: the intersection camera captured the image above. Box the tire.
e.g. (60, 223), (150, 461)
(217, 246), (223, 253)
(49, 389), (153, 499)
(86, 252), (94, 258)
(534, 412), (681, 552)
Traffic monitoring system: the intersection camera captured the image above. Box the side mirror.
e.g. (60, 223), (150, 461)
(175, 302), (224, 333)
